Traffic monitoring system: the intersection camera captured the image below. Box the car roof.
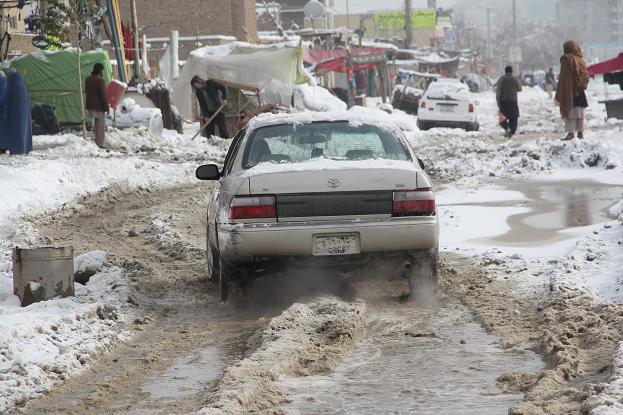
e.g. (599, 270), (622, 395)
(246, 110), (403, 132)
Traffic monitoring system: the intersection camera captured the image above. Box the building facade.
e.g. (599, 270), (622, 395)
(0, 5), (36, 60)
(117, 0), (257, 42)
(557, 0), (623, 58)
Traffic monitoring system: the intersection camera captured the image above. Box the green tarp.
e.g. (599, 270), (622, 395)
(9, 49), (112, 124)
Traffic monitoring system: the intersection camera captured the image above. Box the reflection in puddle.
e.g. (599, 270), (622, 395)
(278, 299), (544, 414)
(444, 180), (622, 247)
(142, 346), (221, 400)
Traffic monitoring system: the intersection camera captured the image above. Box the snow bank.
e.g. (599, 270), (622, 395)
(147, 217), (204, 261)
(74, 250), (107, 275)
(0, 257), (138, 412)
(197, 297), (365, 414)
(293, 85), (346, 112)
(106, 98), (164, 137)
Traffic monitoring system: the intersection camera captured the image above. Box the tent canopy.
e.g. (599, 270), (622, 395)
(304, 47), (388, 74)
(9, 49), (113, 124)
(588, 53), (623, 76)
(172, 43), (300, 120)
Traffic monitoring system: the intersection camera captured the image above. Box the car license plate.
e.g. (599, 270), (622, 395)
(439, 105), (456, 112)
(313, 234), (360, 256)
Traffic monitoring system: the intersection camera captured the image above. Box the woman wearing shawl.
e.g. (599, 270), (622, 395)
(555, 40), (589, 140)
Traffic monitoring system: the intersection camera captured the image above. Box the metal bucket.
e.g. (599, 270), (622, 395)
(12, 246), (74, 306)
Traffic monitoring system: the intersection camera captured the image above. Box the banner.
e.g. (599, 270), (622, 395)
(373, 9), (436, 31)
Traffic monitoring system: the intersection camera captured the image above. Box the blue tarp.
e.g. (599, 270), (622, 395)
(0, 69), (32, 154)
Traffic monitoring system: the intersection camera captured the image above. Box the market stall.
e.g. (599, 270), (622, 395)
(588, 53), (623, 120)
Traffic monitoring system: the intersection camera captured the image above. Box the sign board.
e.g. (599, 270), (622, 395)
(373, 9), (436, 31)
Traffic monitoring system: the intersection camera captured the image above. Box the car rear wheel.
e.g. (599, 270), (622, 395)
(418, 120), (430, 131)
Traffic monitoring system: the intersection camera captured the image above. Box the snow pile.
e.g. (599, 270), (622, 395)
(146, 217), (204, 261)
(197, 297), (365, 414)
(107, 98), (164, 137)
(293, 85), (347, 112)
(0, 255), (138, 412)
(74, 250), (107, 275)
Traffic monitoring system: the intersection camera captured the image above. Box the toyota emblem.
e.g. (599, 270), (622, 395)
(327, 178), (340, 188)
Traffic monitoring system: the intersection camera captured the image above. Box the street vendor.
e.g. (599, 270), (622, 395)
(190, 75), (229, 139)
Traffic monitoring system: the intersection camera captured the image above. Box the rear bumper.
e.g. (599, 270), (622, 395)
(418, 112), (477, 124)
(419, 120), (477, 129)
(217, 217), (439, 265)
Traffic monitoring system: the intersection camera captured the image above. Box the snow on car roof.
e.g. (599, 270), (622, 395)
(241, 158), (419, 177)
(246, 110), (402, 132)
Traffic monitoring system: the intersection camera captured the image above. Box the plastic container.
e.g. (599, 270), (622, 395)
(106, 79), (127, 110)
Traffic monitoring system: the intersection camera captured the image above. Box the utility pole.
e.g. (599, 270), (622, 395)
(346, 0), (350, 29)
(130, 0), (141, 84)
(486, 7), (492, 60)
(405, 0), (412, 48)
(510, 0), (521, 73)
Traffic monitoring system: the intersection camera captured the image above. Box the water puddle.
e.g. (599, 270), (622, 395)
(141, 345), (222, 401)
(278, 298), (544, 414)
(439, 179), (622, 254)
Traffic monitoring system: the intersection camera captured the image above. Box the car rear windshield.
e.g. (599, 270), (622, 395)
(243, 121), (411, 168)
(426, 84), (469, 101)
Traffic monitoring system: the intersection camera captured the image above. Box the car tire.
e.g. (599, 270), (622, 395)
(217, 256), (229, 303)
(418, 121), (429, 131)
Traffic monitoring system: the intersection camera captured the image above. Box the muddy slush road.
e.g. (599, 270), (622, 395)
(13, 182), (623, 414)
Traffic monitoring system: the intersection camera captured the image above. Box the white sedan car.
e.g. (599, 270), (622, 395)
(417, 80), (479, 131)
(196, 112), (439, 301)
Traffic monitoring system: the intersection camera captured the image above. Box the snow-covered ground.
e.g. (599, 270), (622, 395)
(0, 124), (226, 413)
(1, 77), (623, 413)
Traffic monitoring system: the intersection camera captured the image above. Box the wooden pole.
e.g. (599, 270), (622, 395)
(191, 103), (226, 141)
(77, 39), (88, 141)
(130, 0), (141, 83)
(405, 0), (413, 49)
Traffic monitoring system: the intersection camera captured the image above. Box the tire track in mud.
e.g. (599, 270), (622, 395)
(15, 183), (267, 415)
(441, 254), (623, 414)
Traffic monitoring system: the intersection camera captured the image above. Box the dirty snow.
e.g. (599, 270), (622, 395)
(0, 124), (225, 411)
(0, 254), (139, 413)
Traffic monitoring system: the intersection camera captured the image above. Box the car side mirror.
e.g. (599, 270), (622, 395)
(417, 158), (425, 170)
(196, 164), (221, 180)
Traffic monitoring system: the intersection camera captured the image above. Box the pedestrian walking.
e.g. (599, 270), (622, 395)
(555, 40), (589, 140)
(496, 65), (522, 138)
(191, 75), (229, 139)
(545, 67), (557, 99)
(84, 63), (109, 147)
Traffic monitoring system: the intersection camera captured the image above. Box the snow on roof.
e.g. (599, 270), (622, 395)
(189, 40), (299, 58)
(246, 109), (402, 132)
(360, 40), (399, 51)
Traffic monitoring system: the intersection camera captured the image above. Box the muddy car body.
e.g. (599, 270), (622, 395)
(196, 112), (439, 300)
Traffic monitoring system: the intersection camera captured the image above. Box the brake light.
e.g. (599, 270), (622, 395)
(468, 103), (475, 113)
(392, 188), (436, 216)
(230, 195), (277, 219)
(420, 100), (427, 109)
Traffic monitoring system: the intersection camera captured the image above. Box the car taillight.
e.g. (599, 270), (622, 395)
(230, 195), (277, 220)
(392, 188), (436, 217)
(468, 103), (475, 113)
(420, 100), (427, 109)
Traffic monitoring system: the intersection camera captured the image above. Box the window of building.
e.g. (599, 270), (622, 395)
(9, 16), (18, 29)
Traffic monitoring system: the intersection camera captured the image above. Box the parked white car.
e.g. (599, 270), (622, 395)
(196, 112), (440, 301)
(417, 80), (479, 131)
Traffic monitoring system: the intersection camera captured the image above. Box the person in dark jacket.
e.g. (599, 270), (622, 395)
(545, 68), (557, 98)
(191, 75), (229, 139)
(85, 63), (109, 147)
(496, 65), (522, 138)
